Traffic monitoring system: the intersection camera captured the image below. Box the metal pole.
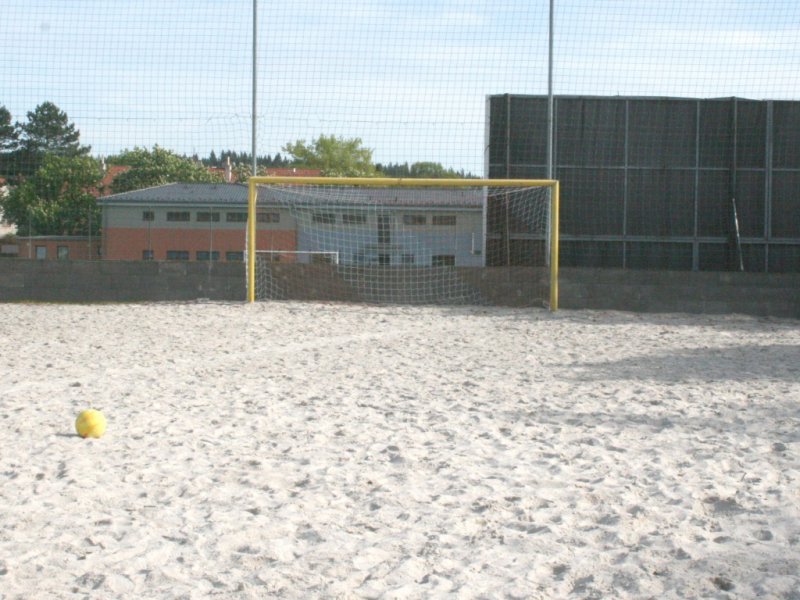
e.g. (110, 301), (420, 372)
(252, 0), (258, 178)
(247, 0), (258, 301)
(545, 0), (555, 276)
(247, 179), (257, 302)
(730, 97), (744, 272)
(547, 0), (554, 180)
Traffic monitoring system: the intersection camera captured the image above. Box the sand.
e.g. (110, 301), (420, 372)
(1, 301), (799, 599)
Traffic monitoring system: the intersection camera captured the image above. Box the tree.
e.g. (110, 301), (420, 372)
(108, 146), (221, 193)
(0, 106), (18, 153)
(375, 161), (476, 179)
(376, 162), (410, 177)
(283, 134), (378, 177)
(16, 102), (90, 177)
(408, 161), (460, 178)
(0, 106), (19, 178)
(0, 154), (102, 235)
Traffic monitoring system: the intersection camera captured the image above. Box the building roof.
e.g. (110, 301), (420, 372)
(99, 183), (485, 209)
(99, 183), (249, 205)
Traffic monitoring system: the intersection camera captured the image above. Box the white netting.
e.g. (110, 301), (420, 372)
(5, 1), (796, 283)
(251, 182), (554, 306)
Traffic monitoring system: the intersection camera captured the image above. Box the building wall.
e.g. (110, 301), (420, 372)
(103, 204), (297, 230)
(14, 237), (101, 260)
(293, 208), (484, 266)
(102, 204), (297, 261)
(103, 227), (297, 261)
(102, 201), (483, 266)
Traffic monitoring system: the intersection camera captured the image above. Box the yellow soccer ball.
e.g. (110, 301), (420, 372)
(75, 409), (107, 439)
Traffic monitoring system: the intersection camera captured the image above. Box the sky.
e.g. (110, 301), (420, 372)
(2, 0), (799, 174)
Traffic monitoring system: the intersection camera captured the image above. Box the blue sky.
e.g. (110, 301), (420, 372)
(2, 0), (799, 174)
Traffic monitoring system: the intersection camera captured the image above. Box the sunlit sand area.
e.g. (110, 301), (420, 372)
(1, 302), (799, 598)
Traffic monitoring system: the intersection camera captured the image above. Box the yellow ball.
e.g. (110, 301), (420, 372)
(75, 409), (107, 439)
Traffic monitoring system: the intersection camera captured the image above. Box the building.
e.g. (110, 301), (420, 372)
(99, 183), (295, 262)
(4, 164), (316, 260)
(487, 94), (800, 272)
(99, 183), (486, 267)
(264, 185), (485, 267)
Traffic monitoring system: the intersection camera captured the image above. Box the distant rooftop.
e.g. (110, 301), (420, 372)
(100, 182), (485, 209)
(100, 183), (249, 205)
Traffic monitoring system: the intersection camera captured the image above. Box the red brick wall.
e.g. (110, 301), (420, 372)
(16, 238), (100, 260)
(104, 227), (297, 261)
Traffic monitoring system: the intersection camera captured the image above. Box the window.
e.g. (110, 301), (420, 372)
(378, 215), (391, 244)
(226, 212), (248, 222)
(196, 251), (220, 261)
(313, 212), (336, 224)
(35, 246), (47, 260)
(432, 215), (457, 226)
(166, 250), (189, 260)
(142, 210), (155, 221)
(197, 211), (220, 222)
(226, 251), (244, 261)
(403, 214), (426, 226)
(142, 250), (154, 260)
(401, 253), (415, 265)
(257, 212), (280, 223)
(166, 211), (190, 222)
(342, 213), (367, 225)
(57, 246), (69, 260)
(432, 255), (456, 266)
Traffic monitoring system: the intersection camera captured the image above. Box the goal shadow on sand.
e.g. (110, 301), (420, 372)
(566, 343), (800, 383)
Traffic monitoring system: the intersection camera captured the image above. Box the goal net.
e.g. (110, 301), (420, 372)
(247, 177), (559, 308)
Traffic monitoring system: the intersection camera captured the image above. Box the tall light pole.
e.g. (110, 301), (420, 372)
(252, 0), (258, 178)
(545, 0), (556, 293)
(547, 0), (554, 180)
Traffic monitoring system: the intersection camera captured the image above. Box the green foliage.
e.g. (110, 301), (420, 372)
(201, 150), (290, 169)
(0, 154), (102, 235)
(20, 102), (88, 155)
(376, 161), (475, 179)
(108, 146), (221, 193)
(283, 135), (378, 177)
(409, 161), (459, 178)
(0, 106), (17, 153)
(15, 102), (90, 178)
(0, 105), (19, 179)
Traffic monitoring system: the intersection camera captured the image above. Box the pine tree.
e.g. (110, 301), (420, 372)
(17, 102), (90, 177)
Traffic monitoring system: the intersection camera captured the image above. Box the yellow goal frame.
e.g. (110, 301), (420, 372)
(247, 177), (559, 309)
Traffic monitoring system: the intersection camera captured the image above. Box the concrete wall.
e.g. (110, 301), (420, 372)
(558, 268), (800, 318)
(0, 259), (798, 318)
(0, 259), (245, 302)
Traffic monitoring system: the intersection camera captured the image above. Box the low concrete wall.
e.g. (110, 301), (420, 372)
(0, 259), (798, 318)
(559, 268), (800, 318)
(0, 259), (245, 302)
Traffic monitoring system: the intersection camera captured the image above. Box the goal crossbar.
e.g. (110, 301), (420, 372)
(247, 176), (560, 308)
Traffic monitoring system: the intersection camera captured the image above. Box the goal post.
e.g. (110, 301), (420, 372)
(247, 177), (559, 308)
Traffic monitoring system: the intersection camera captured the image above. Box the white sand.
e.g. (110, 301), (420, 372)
(1, 302), (799, 599)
